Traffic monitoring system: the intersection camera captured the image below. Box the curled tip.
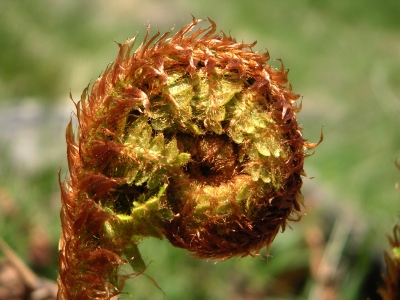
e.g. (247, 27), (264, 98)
(58, 16), (318, 298)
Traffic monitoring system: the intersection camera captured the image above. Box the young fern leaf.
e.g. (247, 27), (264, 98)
(58, 17), (317, 299)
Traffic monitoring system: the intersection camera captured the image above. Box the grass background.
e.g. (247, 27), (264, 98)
(0, 0), (399, 299)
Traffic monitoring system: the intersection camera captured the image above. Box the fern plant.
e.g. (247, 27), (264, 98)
(57, 18), (318, 299)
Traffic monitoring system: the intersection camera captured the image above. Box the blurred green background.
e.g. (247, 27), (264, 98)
(1, 0), (399, 299)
